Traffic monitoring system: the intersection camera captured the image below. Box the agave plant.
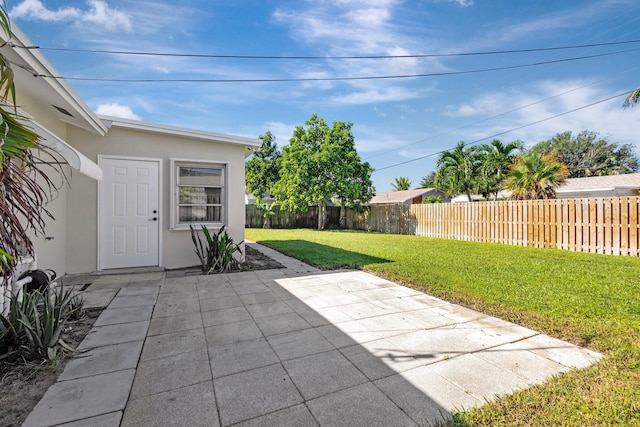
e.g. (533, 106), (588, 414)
(0, 285), (84, 362)
(190, 225), (243, 273)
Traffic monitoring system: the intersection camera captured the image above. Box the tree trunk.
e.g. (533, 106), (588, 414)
(340, 205), (347, 229)
(317, 201), (326, 231)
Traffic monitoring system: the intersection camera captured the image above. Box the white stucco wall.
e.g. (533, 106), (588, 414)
(18, 90), (73, 276)
(65, 124), (249, 273)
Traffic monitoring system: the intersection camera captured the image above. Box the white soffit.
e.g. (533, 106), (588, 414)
(7, 107), (103, 180)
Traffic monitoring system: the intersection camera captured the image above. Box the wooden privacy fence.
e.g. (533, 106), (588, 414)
(246, 205), (341, 229)
(346, 197), (640, 256)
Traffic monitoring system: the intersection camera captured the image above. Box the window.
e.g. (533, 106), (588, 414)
(171, 160), (227, 229)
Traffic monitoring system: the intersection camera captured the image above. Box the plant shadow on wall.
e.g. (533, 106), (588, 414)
(258, 239), (391, 270)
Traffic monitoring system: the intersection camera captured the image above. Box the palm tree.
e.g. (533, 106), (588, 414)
(391, 176), (412, 191)
(623, 87), (640, 108)
(0, 6), (63, 278)
(504, 152), (569, 200)
(478, 139), (522, 200)
(435, 141), (480, 201)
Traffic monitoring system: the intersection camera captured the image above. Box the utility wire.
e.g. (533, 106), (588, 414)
(12, 38), (640, 60)
(31, 48), (639, 83)
(364, 66), (640, 161)
(373, 90), (631, 172)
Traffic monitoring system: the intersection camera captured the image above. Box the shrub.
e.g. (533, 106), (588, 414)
(190, 225), (243, 274)
(0, 285), (84, 363)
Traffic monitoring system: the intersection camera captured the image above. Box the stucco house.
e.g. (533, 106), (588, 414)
(5, 24), (260, 275)
(369, 188), (447, 205)
(555, 174), (640, 199)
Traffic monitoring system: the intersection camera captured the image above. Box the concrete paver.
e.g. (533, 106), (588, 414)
(26, 242), (603, 426)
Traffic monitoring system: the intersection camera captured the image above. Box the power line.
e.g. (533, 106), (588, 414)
(13, 38), (640, 60)
(31, 49), (639, 83)
(373, 90), (631, 172)
(364, 68), (639, 161)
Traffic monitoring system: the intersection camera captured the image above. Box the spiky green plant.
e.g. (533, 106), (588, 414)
(0, 285), (83, 362)
(190, 225), (243, 273)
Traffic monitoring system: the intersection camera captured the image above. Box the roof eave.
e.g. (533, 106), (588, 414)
(7, 25), (108, 136)
(100, 115), (262, 149)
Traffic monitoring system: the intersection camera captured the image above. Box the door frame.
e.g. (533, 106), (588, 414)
(97, 155), (163, 271)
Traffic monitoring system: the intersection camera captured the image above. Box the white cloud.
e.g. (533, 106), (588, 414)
(330, 87), (421, 105)
(11, 0), (132, 31)
(95, 103), (140, 120)
(447, 0), (474, 6)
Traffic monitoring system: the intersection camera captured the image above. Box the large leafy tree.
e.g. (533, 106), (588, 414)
(245, 131), (280, 203)
(530, 131), (638, 178)
(391, 176), (412, 191)
(435, 141), (480, 201)
(272, 114), (374, 230)
(504, 152), (569, 200)
(477, 139), (522, 200)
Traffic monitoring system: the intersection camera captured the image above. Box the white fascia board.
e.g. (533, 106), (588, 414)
(7, 25), (108, 136)
(100, 115), (261, 148)
(556, 187), (615, 194)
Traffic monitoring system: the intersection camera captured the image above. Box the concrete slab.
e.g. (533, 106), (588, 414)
(93, 306), (153, 327)
(78, 321), (149, 350)
(158, 282), (197, 294)
(55, 411), (123, 427)
(307, 382), (415, 427)
(245, 300), (295, 318)
(232, 404), (317, 427)
(239, 291), (281, 305)
(81, 290), (118, 308)
(122, 381), (219, 427)
(231, 282), (272, 295)
(512, 334), (603, 369)
(205, 320), (264, 346)
(152, 298), (200, 318)
(214, 364), (303, 426)
(267, 328), (335, 361)
(375, 366), (482, 424)
(340, 338), (426, 380)
(199, 295), (244, 312)
(59, 340), (144, 381)
(254, 312), (312, 336)
(140, 328), (207, 362)
(22, 369), (135, 427)
(209, 337), (280, 378)
(118, 286), (160, 297)
(201, 306), (252, 328)
(108, 294), (157, 309)
(130, 349), (211, 398)
(283, 350), (368, 400)
(163, 276), (198, 286)
(197, 284), (238, 300)
(147, 312), (203, 336)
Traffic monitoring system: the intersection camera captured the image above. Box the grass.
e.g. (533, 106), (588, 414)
(246, 228), (640, 426)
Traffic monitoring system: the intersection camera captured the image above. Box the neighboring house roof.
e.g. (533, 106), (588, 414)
(370, 188), (439, 204)
(101, 116), (261, 154)
(556, 173), (640, 193)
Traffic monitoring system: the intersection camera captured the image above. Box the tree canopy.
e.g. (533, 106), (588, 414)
(391, 176), (412, 191)
(271, 114), (374, 230)
(530, 131), (638, 178)
(435, 141), (480, 200)
(245, 131), (280, 203)
(504, 152), (569, 200)
(419, 171), (437, 189)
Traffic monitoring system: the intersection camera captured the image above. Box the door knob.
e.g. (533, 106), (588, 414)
(149, 217), (157, 221)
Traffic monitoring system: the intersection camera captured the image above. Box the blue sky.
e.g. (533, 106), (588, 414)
(9, 0), (640, 191)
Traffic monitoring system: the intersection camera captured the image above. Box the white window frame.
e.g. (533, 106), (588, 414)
(170, 158), (229, 230)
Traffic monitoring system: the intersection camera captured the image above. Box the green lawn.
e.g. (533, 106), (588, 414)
(246, 228), (640, 426)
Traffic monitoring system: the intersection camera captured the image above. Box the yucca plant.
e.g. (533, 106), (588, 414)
(190, 225), (243, 273)
(0, 285), (84, 362)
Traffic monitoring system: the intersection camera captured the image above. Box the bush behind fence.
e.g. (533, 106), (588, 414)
(247, 197), (640, 256)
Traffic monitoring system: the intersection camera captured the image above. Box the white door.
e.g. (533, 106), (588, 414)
(100, 158), (159, 269)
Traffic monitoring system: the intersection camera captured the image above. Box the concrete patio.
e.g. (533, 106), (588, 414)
(23, 243), (602, 426)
